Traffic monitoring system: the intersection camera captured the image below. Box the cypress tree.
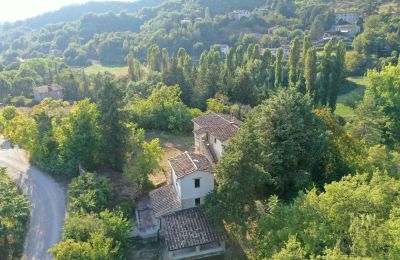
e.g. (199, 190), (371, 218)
(275, 48), (284, 89)
(161, 48), (170, 75)
(304, 47), (317, 97)
(236, 45), (245, 67)
(302, 35), (312, 65)
(320, 40), (333, 106)
(147, 44), (161, 72)
(127, 53), (135, 81)
(288, 38), (301, 88)
(329, 40), (346, 111)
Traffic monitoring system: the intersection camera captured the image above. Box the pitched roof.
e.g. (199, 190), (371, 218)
(33, 84), (63, 94)
(192, 112), (242, 142)
(161, 207), (225, 251)
(149, 185), (181, 218)
(168, 152), (213, 179)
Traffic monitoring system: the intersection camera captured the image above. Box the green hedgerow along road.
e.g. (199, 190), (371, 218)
(0, 137), (66, 260)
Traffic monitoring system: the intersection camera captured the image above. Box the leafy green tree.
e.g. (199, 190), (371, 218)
(359, 62), (400, 149)
(1, 106), (17, 122)
(50, 210), (131, 260)
(271, 236), (306, 260)
(205, 88), (328, 225)
(54, 99), (102, 177)
(346, 97), (388, 148)
(0, 169), (29, 259)
(256, 172), (400, 259)
(124, 138), (163, 188)
(0, 76), (11, 102)
(129, 85), (201, 132)
(5, 113), (38, 152)
(56, 71), (81, 101)
(68, 172), (112, 214)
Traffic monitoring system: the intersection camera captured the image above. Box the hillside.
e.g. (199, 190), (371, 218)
(2, 0), (164, 30)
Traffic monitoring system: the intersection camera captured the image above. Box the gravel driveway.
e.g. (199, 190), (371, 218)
(0, 138), (66, 260)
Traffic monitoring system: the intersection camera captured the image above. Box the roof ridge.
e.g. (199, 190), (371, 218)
(213, 112), (233, 124)
(185, 151), (198, 171)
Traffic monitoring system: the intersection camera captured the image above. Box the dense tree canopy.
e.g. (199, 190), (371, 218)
(257, 172), (400, 259)
(0, 169), (29, 259)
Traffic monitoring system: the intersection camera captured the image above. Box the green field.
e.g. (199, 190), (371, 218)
(83, 63), (128, 76)
(335, 76), (367, 118)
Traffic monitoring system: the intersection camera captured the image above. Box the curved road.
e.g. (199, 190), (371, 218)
(0, 138), (66, 260)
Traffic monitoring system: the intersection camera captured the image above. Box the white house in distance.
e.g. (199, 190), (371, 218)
(335, 12), (359, 24)
(228, 10), (251, 20)
(210, 44), (230, 56)
(334, 24), (361, 38)
(180, 19), (191, 25)
(133, 112), (242, 259)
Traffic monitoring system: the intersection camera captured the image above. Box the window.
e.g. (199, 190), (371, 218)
(195, 198), (201, 206)
(194, 178), (200, 188)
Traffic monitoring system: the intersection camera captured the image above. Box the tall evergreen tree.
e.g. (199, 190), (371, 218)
(304, 47), (317, 98)
(329, 40), (346, 111)
(288, 38), (301, 88)
(147, 44), (161, 72)
(320, 40), (333, 106)
(302, 35), (312, 64)
(275, 48), (284, 89)
(127, 53), (135, 81)
(161, 48), (170, 75)
(297, 35), (312, 93)
(236, 45), (245, 67)
(96, 76), (128, 170)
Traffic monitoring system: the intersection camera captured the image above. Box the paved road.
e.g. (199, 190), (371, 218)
(0, 138), (66, 260)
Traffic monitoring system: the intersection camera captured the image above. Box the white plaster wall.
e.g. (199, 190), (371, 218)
(177, 171), (214, 202)
(171, 168), (181, 199)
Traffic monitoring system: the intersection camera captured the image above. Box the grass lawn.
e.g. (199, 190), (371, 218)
(335, 76), (368, 118)
(335, 103), (356, 118)
(146, 131), (194, 186)
(83, 63), (128, 76)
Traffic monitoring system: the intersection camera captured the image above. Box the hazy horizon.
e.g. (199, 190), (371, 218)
(0, 0), (136, 23)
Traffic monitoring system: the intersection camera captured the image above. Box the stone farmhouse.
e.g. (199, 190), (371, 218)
(133, 112), (242, 260)
(33, 84), (63, 102)
(333, 24), (361, 38)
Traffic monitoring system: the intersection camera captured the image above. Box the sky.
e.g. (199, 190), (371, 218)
(0, 0), (128, 22)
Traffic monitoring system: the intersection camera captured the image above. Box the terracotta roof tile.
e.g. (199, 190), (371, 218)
(161, 207), (225, 251)
(33, 84), (63, 94)
(168, 152), (213, 179)
(149, 185), (181, 218)
(192, 112), (242, 142)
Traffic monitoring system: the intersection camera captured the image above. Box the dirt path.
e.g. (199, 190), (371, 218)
(0, 138), (66, 260)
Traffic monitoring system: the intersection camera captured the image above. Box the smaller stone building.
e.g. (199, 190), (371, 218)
(161, 208), (225, 260)
(33, 84), (63, 102)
